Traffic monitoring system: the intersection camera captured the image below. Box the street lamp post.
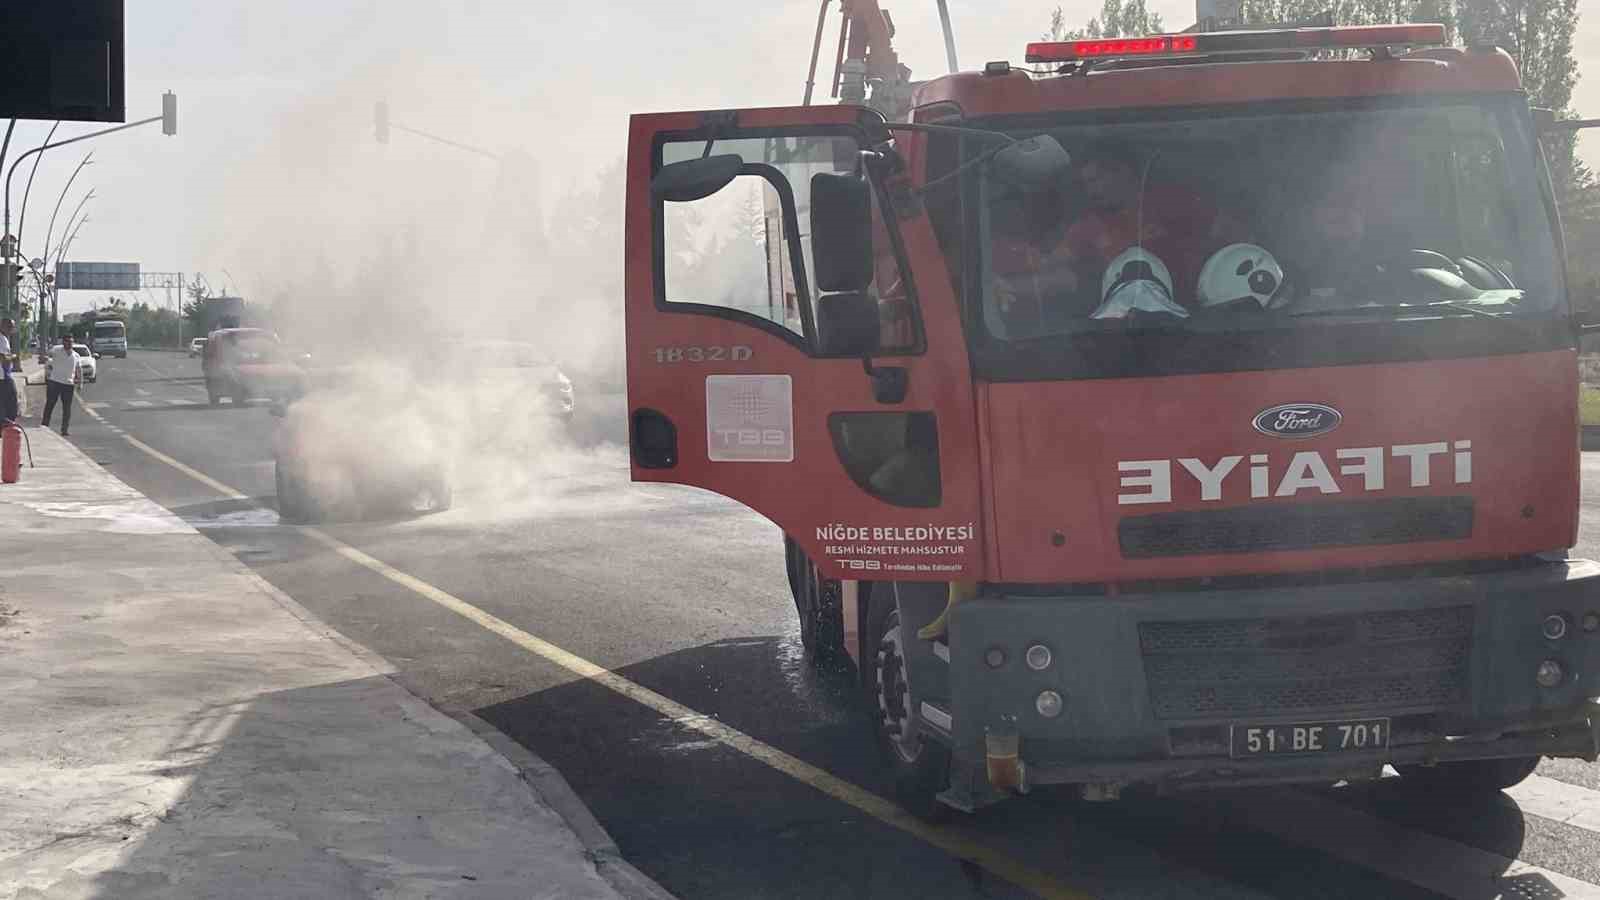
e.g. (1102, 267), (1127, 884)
(15, 122), (63, 291)
(2, 92), (177, 314)
(38, 187), (93, 349)
(373, 100), (499, 161)
(51, 212), (91, 352)
(42, 156), (92, 267)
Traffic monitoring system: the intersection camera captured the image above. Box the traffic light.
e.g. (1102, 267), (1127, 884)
(3, 264), (20, 286)
(162, 91), (178, 135)
(374, 100), (389, 144)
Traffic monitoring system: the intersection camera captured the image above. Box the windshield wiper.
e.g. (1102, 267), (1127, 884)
(1289, 300), (1515, 320)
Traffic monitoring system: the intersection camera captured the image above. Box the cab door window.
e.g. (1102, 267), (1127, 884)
(656, 134), (918, 353)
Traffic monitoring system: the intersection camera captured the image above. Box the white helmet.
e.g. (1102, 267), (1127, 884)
(1092, 247), (1188, 319)
(1197, 243), (1286, 310)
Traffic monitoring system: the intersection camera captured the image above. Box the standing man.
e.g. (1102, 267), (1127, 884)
(42, 334), (82, 437)
(0, 318), (19, 425)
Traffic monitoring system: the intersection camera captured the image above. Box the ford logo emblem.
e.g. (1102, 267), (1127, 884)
(1252, 403), (1342, 439)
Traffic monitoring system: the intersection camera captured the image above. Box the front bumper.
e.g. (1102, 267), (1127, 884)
(932, 559), (1600, 798)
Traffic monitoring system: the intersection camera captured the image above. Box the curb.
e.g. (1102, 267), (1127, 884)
(237, 564), (676, 900)
(41, 430), (677, 900)
(442, 705), (677, 900)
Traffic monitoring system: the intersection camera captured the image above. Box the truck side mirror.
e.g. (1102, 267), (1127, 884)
(652, 154), (744, 202)
(811, 173), (873, 293)
(1533, 107), (1600, 135)
(990, 135), (1072, 188)
(815, 292), (881, 357)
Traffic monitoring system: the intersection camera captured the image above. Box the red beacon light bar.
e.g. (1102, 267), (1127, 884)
(1025, 23), (1447, 64)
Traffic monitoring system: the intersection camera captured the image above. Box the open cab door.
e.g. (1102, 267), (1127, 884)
(624, 105), (984, 582)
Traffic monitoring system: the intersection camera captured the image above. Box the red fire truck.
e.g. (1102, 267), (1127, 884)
(624, 19), (1600, 815)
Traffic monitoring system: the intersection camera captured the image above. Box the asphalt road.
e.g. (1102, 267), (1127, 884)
(32, 349), (1600, 900)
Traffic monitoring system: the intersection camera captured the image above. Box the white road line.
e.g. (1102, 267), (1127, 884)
(125, 400), (155, 408)
(1507, 774), (1600, 836)
(1236, 788), (1600, 898)
(135, 387), (150, 396)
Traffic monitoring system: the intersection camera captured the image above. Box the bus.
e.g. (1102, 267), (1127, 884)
(91, 319), (127, 358)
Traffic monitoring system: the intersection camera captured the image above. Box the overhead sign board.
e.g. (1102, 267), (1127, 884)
(0, 1), (125, 123)
(55, 261), (139, 290)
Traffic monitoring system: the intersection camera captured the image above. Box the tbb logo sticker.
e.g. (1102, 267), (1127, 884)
(706, 374), (794, 462)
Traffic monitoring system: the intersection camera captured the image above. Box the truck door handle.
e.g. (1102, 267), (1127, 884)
(863, 359), (908, 404)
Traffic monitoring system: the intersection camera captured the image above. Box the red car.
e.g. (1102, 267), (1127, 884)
(201, 328), (306, 406)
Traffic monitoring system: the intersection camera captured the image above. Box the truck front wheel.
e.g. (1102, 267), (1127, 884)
(1395, 756), (1539, 792)
(870, 606), (951, 820)
(786, 537), (844, 663)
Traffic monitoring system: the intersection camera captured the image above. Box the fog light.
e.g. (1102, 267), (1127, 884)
(1036, 690), (1064, 718)
(1536, 659), (1565, 688)
(1025, 644), (1053, 671)
(1542, 614), (1569, 641)
(1583, 612), (1599, 633)
(984, 647), (1007, 669)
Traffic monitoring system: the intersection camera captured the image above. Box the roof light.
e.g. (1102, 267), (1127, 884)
(1026, 36), (1193, 63)
(1025, 24), (1444, 64)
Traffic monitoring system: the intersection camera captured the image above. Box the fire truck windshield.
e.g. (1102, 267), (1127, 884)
(967, 97), (1563, 355)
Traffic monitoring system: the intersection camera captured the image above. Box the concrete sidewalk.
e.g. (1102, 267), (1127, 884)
(0, 428), (669, 899)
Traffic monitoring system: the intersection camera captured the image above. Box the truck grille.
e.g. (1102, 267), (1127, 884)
(1139, 606), (1473, 720)
(1118, 496), (1473, 558)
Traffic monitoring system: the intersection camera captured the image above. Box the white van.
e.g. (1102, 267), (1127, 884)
(91, 320), (127, 358)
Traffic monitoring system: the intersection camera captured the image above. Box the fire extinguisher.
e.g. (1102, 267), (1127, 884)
(3, 420), (31, 484)
(2, 421), (22, 484)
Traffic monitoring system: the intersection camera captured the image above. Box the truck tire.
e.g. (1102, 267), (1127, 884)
(275, 462), (321, 524)
(1395, 757), (1539, 792)
(869, 605), (951, 821)
(784, 536), (804, 603)
(786, 537), (844, 662)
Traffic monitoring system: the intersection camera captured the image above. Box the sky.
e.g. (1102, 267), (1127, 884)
(4, 0), (1597, 316)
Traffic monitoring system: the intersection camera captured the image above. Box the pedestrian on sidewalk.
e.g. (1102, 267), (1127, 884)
(42, 334), (83, 437)
(0, 318), (18, 425)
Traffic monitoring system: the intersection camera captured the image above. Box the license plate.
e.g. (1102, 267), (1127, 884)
(1229, 718), (1391, 758)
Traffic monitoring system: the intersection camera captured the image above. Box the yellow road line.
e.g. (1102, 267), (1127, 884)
(84, 406), (1090, 900)
(80, 404), (249, 500)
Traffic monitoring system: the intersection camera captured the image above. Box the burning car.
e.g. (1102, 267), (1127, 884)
(272, 343), (574, 523)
